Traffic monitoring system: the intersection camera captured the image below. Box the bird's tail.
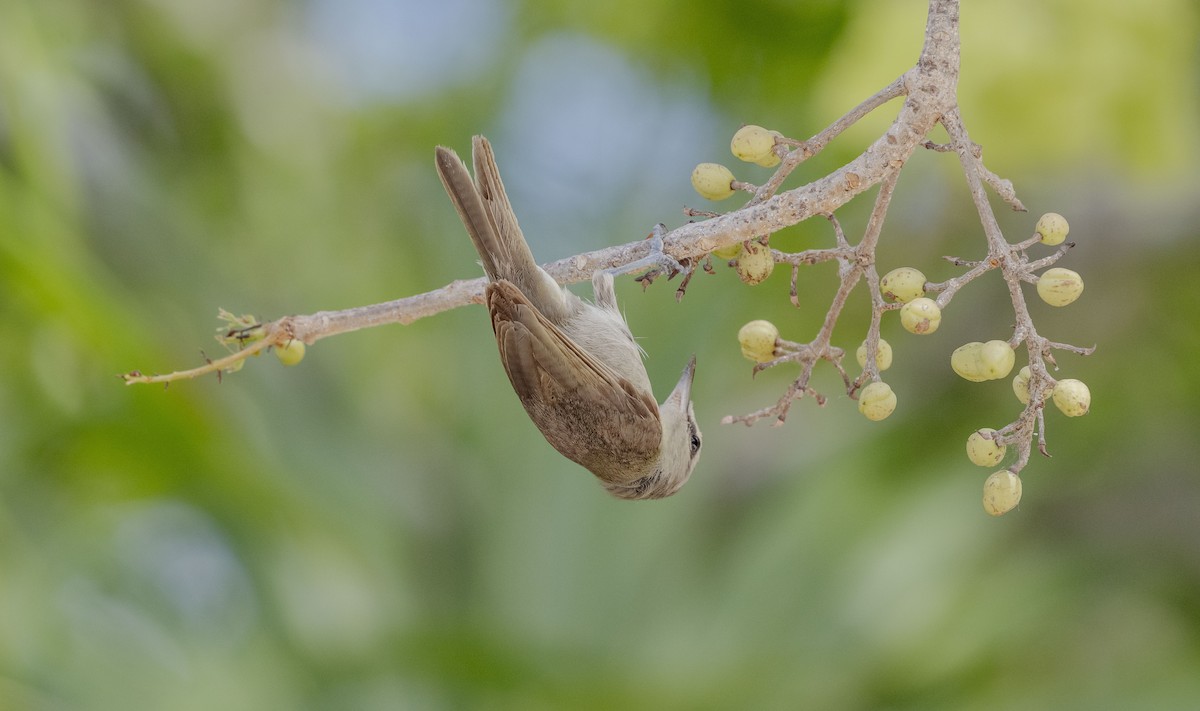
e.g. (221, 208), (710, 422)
(434, 137), (539, 285)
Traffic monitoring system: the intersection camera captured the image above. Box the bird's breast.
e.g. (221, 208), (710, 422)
(560, 307), (653, 395)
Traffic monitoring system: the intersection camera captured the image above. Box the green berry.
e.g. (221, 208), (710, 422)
(951, 342), (987, 382)
(730, 125), (776, 163)
(712, 242), (743, 260)
(1052, 378), (1091, 417)
(952, 340), (1015, 382)
(735, 240), (774, 285)
(738, 320), (779, 363)
(858, 381), (897, 421)
(691, 163), (736, 201)
(978, 340), (1015, 380)
(880, 267), (927, 303)
(899, 297), (941, 334)
(1012, 367), (1051, 405)
(754, 151), (781, 168)
(982, 470), (1022, 516)
(274, 339), (306, 366)
(967, 428), (1007, 467)
(855, 337), (893, 371)
(1036, 212), (1070, 246)
(1037, 267), (1084, 307)
(1012, 365), (1031, 404)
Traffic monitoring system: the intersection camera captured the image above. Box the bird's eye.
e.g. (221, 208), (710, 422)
(689, 426), (702, 455)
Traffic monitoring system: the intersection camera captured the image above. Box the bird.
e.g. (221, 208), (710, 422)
(434, 135), (702, 500)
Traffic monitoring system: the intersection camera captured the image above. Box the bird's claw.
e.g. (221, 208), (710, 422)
(611, 224), (686, 287)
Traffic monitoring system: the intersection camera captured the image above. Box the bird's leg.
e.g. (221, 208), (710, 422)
(606, 223), (686, 287)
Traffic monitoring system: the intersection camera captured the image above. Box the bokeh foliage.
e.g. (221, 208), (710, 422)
(2, 0), (1199, 709)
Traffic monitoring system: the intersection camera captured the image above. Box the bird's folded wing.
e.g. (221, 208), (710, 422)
(487, 280), (662, 471)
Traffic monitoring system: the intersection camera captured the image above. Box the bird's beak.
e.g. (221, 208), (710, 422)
(667, 355), (696, 406)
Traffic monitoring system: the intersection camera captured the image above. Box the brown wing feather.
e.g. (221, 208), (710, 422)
(488, 280), (662, 484)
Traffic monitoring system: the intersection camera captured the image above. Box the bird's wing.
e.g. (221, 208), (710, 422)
(487, 280), (662, 482)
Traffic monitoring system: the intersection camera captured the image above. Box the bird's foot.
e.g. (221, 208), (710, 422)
(606, 224), (686, 287)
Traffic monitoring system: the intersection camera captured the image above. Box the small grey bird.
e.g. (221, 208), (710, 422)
(435, 136), (702, 500)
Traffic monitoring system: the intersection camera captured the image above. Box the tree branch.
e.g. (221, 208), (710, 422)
(121, 0), (1096, 514)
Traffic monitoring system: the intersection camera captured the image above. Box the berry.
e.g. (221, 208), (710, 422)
(736, 240), (775, 285)
(899, 297), (941, 334)
(1052, 378), (1091, 417)
(712, 242), (743, 260)
(858, 381), (897, 421)
(754, 151), (781, 168)
(738, 320), (779, 363)
(1037, 267), (1084, 307)
(855, 337), (893, 371)
(967, 428), (1007, 467)
(982, 470), (1022, 516)
(1011, 366), (1050, 405)
(1036, 212), (1070, 246)
(880, 267), (927, 303)
(978, 340), (1016, 380)
(274, 339), (306, 366)
(951, 342), (986, 382)
(691, 163), (736, 201)
(1012, 365), (1031, 405)
(951, 340), (1014, 382)
(730, 125), (776, 163)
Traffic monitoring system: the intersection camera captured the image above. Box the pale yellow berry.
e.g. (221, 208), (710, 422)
(1037, 267), (1084, 307)
(855, 338), (893, 371)
(1036, 212), (1070, 246)
(1052, 378), (1091, 417)
(978, 340), (1016, 380)
(967, 428), (1007, 467)
(858, 381), (897, 421)
(982, 470), (1022, 516)
(951, 340), (1014, 382)
(712, 242), (743, 260)
(691, 162), (736, 201)
(730, 125), (776, 163)
(951, 342), (987, 382)
(754, 151), (781, 168)
(1012, 365), (1031, 405)
(738, 320), (779, 363)
(274, 339), (306, 366)
(1015, 366), (1053, 405)
(735, 240), (774, 285)
(880, 267), (927, 303)
(899, 297), (941, 334)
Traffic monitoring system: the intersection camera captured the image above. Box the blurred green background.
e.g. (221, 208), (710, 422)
(2, 0), (1198, 708)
